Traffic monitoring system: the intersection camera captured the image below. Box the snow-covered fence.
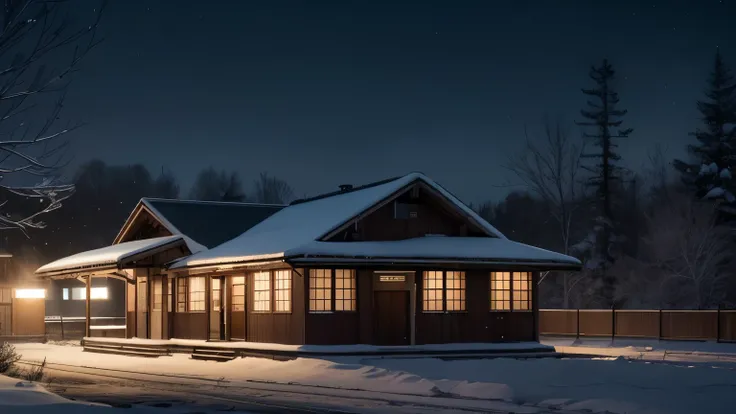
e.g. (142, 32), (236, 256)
(44, 316), (126, 340)
(540, 308), (736, 342)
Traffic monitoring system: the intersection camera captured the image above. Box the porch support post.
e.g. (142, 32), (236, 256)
(532, 271), (540, 342)
(85, 275), (92, 338)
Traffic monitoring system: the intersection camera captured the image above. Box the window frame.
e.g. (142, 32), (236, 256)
(308, 269), (357, 313)
(188, 276), (206, 313)
(489, 271), (533, 312)
(274, 270), (292, 313)
(421, 271), (466, 313)
(176, 277), (187, 312)
(231, 275), (245, 312)
(253, 271), (271, 313)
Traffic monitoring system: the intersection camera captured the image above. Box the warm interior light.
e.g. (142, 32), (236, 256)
(15, 288), (46, 299)
(90, 287), (108, 300)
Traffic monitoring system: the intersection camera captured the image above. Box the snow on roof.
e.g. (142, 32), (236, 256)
(36, 235), (205, 275)
(289, 236), (581, 266)
(170, 173), (509, 269)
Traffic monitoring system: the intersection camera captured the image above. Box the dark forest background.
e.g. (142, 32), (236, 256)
(4, 50), (736, 311)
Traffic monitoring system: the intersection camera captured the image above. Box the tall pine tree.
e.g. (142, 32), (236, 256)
(673, 50), (736, 211)
(576, 59), (633, 307)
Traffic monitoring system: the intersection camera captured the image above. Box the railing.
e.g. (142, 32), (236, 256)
(540, 308), (736, 342)
(45, 316), (126, 340)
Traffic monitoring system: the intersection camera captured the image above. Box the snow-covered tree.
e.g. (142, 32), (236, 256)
(252, 172), (293, 205)
(505, 119), (587, 308)
(189, 167), (246, 202)
(673, 50), (736, 212)
(0, 1), (105, 235)
(575, 59), (633, 306)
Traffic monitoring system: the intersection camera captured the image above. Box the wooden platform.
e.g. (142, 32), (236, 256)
(81, 338), (557, 361)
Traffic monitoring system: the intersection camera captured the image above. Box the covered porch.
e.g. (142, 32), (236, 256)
(35, 235), (201, 339)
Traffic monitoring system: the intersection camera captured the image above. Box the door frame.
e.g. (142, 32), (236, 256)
(208, 276), (226, 341)
(372, 271), (416, 345)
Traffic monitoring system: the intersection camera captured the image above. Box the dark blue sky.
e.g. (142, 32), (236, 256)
(62, 0), (736, 204)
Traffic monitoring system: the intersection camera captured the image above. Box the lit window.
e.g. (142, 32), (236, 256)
(335, 269), (356, 311)
(14, 289), (46, 299)
(232, 276), (245, 311)
(445, 271), (466, 311)
(309, 269), (332, 312)
(70, 287), (108, 300)
(188, 277), (205, 312)
(422, 271), (444, 312)
(177, 278), (187, 312)
(422, 271), (465, 312)
(62, 288), (69, 300)
(490, 272), (511, 311)
(274, 270), (291, 312)
(253, 271), (271, 312)
(512, 272), (532, 311)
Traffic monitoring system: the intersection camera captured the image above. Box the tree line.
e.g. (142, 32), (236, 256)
(5, 161), (294, 270)
(483, 50), (736, 310)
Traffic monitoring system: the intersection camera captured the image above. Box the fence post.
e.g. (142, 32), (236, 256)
(716, 304), (721, 343)
(60, 315), (65, 340)
(576, 308), (580, 340)
(611, 304), (615, 343)
(658, 309), (662, 340)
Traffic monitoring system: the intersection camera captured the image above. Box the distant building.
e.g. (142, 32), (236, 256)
(36, 173), (580, 345)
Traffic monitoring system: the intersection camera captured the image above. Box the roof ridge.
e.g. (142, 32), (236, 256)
(289, 175), (405, 206)
(142, 197), (286, 208)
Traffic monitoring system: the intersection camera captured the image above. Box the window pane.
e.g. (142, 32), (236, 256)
(274, 270), (291, 312)
(334, 269), (356, 312)
(512, 272), (532, 312)
(309, 269), (332, 312)
(177, 278), (187, 312)
(232, 275), (246, 311)
(188, 277), (205, 312)
(253, 271), (271, 312)
(490, 272), (511, 311)
(445, 271), (466, 312)
(422, 271), (444, 312)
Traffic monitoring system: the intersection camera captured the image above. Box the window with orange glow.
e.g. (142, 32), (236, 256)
(512, 272), (532, 311)
(309, 269), (332, 312)
(176, 278), (187, 312)
(422, 271), (444, 312)
(445, 271), (466, 311)
(490, 272), (511, 311)
(188, 277), (205, 312)
(14, 289), (45, 299)
(231, 276), (245, 311)
(334, 269), (356, 311)
(253, 271), (271, 312)
(422, 271), (465, 312)
(274, 270), (291, 312)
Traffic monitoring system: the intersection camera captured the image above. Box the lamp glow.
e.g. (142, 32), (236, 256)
(14, 289), (46, 299)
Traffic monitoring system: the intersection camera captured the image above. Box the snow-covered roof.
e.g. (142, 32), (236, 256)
(36, 235), (205, 276)
(170, 173), (522, 270)
(288, 236), (581, 267)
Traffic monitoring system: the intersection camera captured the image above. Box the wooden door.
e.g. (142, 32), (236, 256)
(230, 276), (246, 340)
(373, 291), (410, 345)
(209, 277), (225, 340)
(490, 313), (510, 342)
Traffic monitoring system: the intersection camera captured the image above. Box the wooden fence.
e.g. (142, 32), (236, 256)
(540, 309), (736, 342)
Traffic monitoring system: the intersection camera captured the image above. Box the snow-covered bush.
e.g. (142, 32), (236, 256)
(0, 342), (21, 373)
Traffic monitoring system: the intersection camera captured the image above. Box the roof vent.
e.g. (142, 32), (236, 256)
(339, 184), (353, 192)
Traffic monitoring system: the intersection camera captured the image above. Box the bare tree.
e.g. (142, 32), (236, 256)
(505, 119), (586, 308)
(641, 192), (735, 309)
(0, 1), (106, 235)
(252, 172), (293, 205)
(189, 167), (246, 202)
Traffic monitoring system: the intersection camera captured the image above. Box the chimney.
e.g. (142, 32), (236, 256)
(339, 184), (353, 192)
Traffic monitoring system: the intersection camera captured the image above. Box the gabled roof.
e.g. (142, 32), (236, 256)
(36, 236), (203, 277)
(115, 198), (285, 248)
(170, 172), (514, 270)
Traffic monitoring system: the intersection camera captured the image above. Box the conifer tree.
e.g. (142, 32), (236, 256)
(673, 50), (736, 211)
(576, 59), (633, 306)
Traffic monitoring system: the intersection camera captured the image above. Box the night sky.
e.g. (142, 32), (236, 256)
(62, 0), (736, 204)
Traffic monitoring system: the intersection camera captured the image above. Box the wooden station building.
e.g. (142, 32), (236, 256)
(35, 173), (580, 346)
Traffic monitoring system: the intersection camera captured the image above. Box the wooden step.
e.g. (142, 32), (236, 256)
(83, 345), (168, 358)
(84, 342), (168, 353)
(191, 348), (236, 362)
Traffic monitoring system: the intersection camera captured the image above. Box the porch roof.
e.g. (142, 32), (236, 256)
(35, 235), (205, 278)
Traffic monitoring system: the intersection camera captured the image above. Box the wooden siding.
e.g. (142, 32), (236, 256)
(415, 269), (535, 344)
(173, 312), (207, 340)
(12, 298), (45, 336)
(327, 187), (485, 242)
(117, 208), (172, 244)
(245, 268), (305, 345)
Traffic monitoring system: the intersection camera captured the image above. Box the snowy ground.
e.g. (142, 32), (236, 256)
(8, 342), (736, 414)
